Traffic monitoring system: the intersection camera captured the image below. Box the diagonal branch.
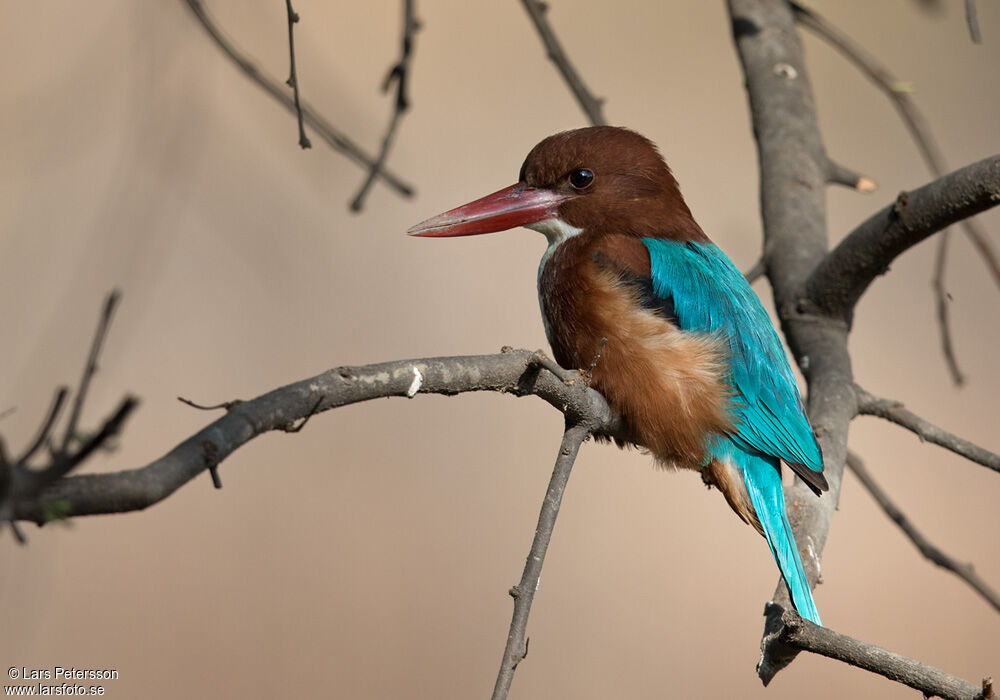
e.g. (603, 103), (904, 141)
(804, 156), (1000, 320)
(845, 451), (1000, 614)
(181, 0), (414, 199)
(12, 350), (622, 524)
(491, 422), (591, 700)
(854, 385), (1000, 475)
(760, 605), (985, 700)
(519, 0), (607, 126)
(350, 0), (418, 212)
(965, 0), (982, 44)
(792, 0), (1000, 289)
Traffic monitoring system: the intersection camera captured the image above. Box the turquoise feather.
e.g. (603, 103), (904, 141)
(643, 238), (822, 624)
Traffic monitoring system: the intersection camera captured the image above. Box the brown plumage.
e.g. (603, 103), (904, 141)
(539, 232), (733, 469)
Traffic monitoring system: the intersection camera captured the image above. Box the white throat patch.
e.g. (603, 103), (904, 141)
(527, 217), (584, 346)
(527, 217), (584, 285)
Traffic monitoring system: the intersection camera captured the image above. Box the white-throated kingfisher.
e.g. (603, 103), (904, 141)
(408, 126), (827, 624)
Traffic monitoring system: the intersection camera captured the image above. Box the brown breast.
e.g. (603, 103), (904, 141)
(538, 232), (734, 469)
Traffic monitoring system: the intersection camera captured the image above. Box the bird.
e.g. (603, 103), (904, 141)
(407, 126), (827, 625)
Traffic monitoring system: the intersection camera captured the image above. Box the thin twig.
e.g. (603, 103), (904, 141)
(845, 451), (1000, 613)
(177, 396), (242, 412)
(519, 0), (607, 126)
(281, 396), (323, 433)
(932, 231), (965, 385)
(60, 290), (120, 454)
(759, 604), (984, 699)
(350, 0), (418, 212)
(744, 257), (766, 283)
(966, 0), (982, 44)
(16, 388), (68, 466)
(284, 0), (311, 149)
(181, 0), (414, 199)
(854, 384), (1000, 474)
(492, 423), (590, 700)
(825, 156), (878, 193)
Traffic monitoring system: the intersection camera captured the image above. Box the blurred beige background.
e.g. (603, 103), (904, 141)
(1, 2), (997, 698)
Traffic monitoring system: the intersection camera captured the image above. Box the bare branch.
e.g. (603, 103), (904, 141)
(21, 399), (139, 497)
(284, 0), (311, 149)
(792, 1), (1000, 297)
(759, 605), (985, 699)
(744, 257), (766, 284)
(13, 351), (622, 524)
(492, 422), (590, 700)
(1, 295), (139, 538)
(60, 290), (120, 455)
(350, 0), (418, 212)
(854, 385), (1000, 475)
(15, 388), (68, 466)
(932, 232), (965, 385)
(845, 451), (1000, 614)
(825, 156), (877, 193)
(805, 156), (1000, 319)
(519, 0), (607, 126)
(181, 0), (414, 199)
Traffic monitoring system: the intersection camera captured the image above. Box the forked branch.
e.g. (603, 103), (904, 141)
(181, 0), (414, 199)
(805, 156), (1000, 319)
(12, 350), (621, 524)
(759, 605), (985, 699)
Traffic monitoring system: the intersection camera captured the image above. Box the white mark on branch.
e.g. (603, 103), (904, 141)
(406, 366), (423, 398)
(806, 536), (822, 583)
(773, 63), (798, 79)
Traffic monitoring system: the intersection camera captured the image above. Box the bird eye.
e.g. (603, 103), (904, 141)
(568, 168), (595, 190)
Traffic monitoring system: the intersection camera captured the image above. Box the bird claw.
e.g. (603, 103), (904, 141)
(529, 350), (576, 385)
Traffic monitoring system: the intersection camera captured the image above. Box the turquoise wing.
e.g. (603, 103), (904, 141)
(642, 238), (825, 489)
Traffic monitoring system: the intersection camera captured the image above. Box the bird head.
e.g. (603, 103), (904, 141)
(408, 126), (701, 241)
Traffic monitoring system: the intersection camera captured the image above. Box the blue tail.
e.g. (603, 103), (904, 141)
(740, 452), (821, 625)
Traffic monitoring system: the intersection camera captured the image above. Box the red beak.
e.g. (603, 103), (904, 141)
(407, 183), (569, 237)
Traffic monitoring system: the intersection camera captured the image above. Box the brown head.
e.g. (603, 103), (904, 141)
(407, 126), (706, 242)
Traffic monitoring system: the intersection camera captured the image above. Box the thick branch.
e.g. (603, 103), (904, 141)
(845, 451), (1000, 614)
(492, 422), (591, 700)
(761, 605), (985, 700)
(728, 0), (853, 680)
(854, 385), (1000, 475)
(181, 0), (414, 199)
(13, 351), (622, 524)
(519, 0), (607, 126)
(805, 156), (1000, 319)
